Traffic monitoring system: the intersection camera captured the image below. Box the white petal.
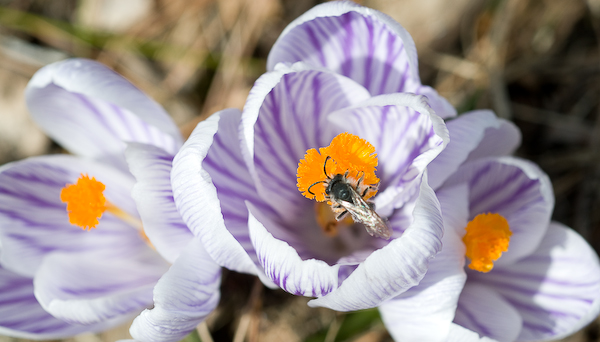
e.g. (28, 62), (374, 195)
(428, 110), (510, 190)
(248, 203), (340, 297)
(125, 143), (193, 263)
(379, 184), (468, 342)
(171, 109), (258, 275)
(466, 119), (521, 162)
(130, 237), (221, 342)
(446, 324), (499, 342)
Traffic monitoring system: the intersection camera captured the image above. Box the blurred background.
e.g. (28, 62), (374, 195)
(0, 0), (599, 341)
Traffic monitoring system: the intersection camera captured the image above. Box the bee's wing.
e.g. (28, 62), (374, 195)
(338, 188), (391, 240)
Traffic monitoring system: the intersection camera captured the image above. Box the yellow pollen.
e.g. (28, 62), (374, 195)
(60, 174), (107, 230)
(463, 213), (512, 273)
(297, 132), (379, 202)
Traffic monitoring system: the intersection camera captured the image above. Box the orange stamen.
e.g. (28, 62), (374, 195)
(463, 213), (512, 273)
(297, 132), (379, 202)
(60, 174), (107, 230)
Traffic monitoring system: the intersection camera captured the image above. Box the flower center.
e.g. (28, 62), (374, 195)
(314, 202), (354, 237)
(463, 213), (512, 273)
(297, 133), (391, 240)
(297, 132), (379, 202)
(60, 174), (143, 232)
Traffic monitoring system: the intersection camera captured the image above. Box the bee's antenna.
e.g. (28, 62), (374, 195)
(324, 156), (333, 179)
(307, 180), (327, 196)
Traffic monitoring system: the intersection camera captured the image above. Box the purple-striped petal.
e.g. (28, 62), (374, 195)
(308, 176), (444, 311)
(34, 247), (168, 325)
(0, 155), (142, 277)
(469, 222), (600, 341)
(241, 62), (371, 221)
(26, 59), (181, 170)
(130, 236), (221, 342)
(428, 110), (519, 190)
(0, 264), (119, 339)
(172, 109), (258, 275)
(454, 283), (523, 342)
(328, 93), (448, 213)
(443, 157), (554, 265)
(267, 1), (455, 118)
(379, 184), (468, 342)
(125, 143), (193, 263)
(248, 203), (340, 297)
(202, 108), (281, 267)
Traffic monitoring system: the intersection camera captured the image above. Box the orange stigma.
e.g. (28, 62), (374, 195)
(297, 132), (379, 202)
(463, 213), (512, 273)
(60, 174), (107, 230)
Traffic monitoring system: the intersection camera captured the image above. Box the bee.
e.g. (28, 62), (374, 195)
(307, 156), (391, 240)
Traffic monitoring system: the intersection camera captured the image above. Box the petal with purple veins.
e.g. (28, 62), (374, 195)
(125, 142), (193, 263)
(26, 59), (181, 169)
(0, 155), (141, 277)
(248, 203), (340, 297)
(241, 63), (371, 220)
(267, 1), (455, 118)
(34, 247), (168, 325)
(0, 264), (121, 339)
(469, 222), (600, 341)
(172, 109), (258, 275)
(454, 282), (523, 342)
(443, 157), (554, 265)
(328, 93), (448, 212)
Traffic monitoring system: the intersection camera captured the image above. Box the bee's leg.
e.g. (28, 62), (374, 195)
(332, 203), (343, 209)
(368, 201), (376, 210)
(336, 210), (349, 220)
(362, 187), (369, 197)
(356, 171), (365, 190)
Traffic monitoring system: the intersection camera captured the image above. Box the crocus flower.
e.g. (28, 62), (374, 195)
(0, 58), (220, 341)
(172, 8), (451, 308)
(379, 111), (600, 341)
